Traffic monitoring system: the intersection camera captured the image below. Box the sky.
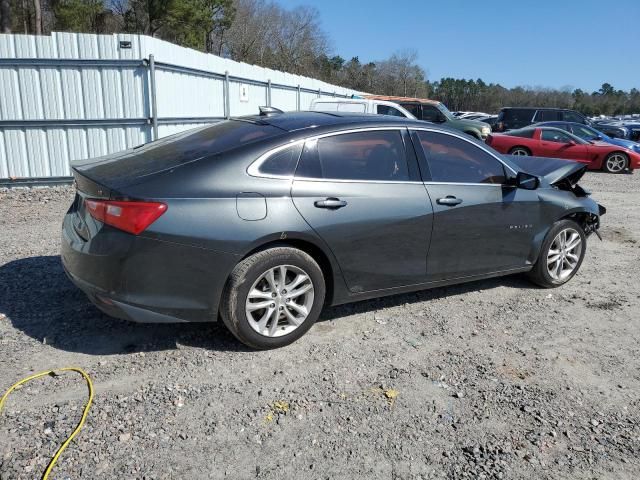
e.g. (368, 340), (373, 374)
(278, 0), (640, 92)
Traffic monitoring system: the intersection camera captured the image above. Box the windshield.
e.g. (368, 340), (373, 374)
(436, 103), (455, 120)
(574, 125), (607, 141)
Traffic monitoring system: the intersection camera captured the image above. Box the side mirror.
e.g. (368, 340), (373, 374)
(515, 171), (539, 190)
(435, 114), (447, 123)
(567, 140), (577, 146)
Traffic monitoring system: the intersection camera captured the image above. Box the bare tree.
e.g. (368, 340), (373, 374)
(0, 0), (11, 32)
(33, 0), (41, 33)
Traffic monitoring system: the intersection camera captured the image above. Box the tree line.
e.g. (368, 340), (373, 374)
(1, 0), (638, 116)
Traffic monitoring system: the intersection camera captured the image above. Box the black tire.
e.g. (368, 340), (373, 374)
(220, 246), (326, 349)
(527, 219), (586, 288)
(509, 146), (531, 156)
(602, 152), (629, 174)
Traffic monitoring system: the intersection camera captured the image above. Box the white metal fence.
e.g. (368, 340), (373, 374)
(0, 32), (359, 182)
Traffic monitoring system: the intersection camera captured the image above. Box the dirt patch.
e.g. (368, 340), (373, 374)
(1, 173), (640, 479)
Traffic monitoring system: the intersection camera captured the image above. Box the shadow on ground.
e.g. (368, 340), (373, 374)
(1, 255), (536, 356)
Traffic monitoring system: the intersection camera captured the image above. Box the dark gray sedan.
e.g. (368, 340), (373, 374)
(62, 112), (604, 349)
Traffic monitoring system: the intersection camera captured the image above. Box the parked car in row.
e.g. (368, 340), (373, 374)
(494, 107), (590, 132)
(535, 121), (640, 155)
(364, 95), (492, 140)
(312, 96), (492, 140)
(310, 97), (416, 118)
(590, 119), (633, 140)
(62, 111), (604, 349)
(486, 126), (640, 173)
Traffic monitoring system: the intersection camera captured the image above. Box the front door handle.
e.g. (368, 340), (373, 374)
(436, 195), (463, 206)
(314, 197), (348, 209)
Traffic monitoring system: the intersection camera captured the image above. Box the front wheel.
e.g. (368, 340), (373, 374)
(220, 247), (326, 349)
(527, 219), (586, 288)
(603, 152), (628, 173)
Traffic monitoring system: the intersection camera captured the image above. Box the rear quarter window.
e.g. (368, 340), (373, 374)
(506, 128), (535, 138)
(255, 143), (303, 177)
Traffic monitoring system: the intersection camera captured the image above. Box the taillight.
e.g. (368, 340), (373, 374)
(85, 199), (167, 235)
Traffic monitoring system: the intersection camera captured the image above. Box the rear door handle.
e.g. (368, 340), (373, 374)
(436, 196), (463, 206)
(314, 197), (348, 209)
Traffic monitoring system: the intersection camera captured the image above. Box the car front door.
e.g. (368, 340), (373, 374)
(539, 129), (590, 163)
(411, 129), (541, 281)
(291, 128), (433, 292)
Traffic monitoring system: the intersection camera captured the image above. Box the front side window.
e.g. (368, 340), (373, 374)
(421, 105), (443, 122)
(416, 131), (506, 184)
(399, 103), (421, 117)
(376, 105), (406, 117)
(296, 130), (409, 182)
(535, 110), (561, 122)
(541, 129), (573, 143)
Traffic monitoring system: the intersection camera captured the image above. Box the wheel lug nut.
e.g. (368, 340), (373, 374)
(282, 289), (287, 294)
(279, 306), (284, 310)
(270, 303), (275, 308)
(286, 298), (290, 303)
(271, 292), (277, 297)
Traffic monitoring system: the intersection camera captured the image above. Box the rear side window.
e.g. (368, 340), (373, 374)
(563, 110), (586, 123)
(500, 108), (535, 123)
(399, 103), (421, 118)
(535, 110), (561, 122)
(376, 105), (406, 117)
(416, 131), (506, 184)
(296, 130), (409, 181)
(257, 143), (303, 176)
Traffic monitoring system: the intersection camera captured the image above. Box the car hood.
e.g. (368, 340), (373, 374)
(604, 137), (638, 150)
(503, 155), (587, 185)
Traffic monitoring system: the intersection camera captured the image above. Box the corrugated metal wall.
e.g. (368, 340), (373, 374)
(0, 33), (358, 180)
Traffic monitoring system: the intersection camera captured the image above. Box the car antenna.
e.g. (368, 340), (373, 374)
(259, 106), (284, 116)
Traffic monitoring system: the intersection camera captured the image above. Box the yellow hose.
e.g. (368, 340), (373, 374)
(0, 367), (94, 480)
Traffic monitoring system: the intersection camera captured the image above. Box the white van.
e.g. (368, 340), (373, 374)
(309, 98), (416, 119)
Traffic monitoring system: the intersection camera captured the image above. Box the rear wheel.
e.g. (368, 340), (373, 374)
(527, 219), (586, 288)
(509, 146), (531, 156)
(220, 247), (325, 349)
(603, 152), (628, 173)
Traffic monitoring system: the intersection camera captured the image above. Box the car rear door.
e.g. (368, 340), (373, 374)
(411, 129), (541, 280)
(291, 128), (433, 292)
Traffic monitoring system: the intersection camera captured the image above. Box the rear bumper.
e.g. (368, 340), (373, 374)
(61, 212), (240, 323)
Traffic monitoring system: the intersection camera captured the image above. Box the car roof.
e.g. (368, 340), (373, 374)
(363, 95), (440, 105)
(233, 111), (426, 133)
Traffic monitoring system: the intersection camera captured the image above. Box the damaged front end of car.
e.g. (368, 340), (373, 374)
(506, 155), (606, 239)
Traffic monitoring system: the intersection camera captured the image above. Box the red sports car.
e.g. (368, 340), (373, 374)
(486, 126), (640, 173)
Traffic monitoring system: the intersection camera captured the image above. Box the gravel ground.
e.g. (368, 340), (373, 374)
(0, 172), (639, 480)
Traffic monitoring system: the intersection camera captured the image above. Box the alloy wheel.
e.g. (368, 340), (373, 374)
(245, 265), (315, 337)
(511, 148), (529, 156)
(606, 154), (627, 173)
(546, 228), (582, 281)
